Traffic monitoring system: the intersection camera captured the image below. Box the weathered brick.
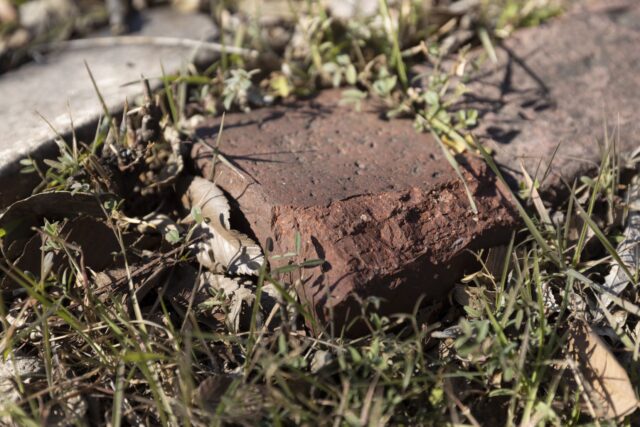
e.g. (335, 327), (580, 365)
(191, 90), (517, 333)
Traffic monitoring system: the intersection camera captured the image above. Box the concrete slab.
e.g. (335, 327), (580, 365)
(0, 8), (216, 205)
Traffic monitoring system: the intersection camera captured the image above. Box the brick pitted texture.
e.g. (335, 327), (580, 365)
(191, 90), (517, 333)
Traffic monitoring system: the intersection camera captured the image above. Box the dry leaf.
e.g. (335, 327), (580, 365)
(601, 176), (640, 309)
(567, 321), (639, 420)
(182, 176), (230, 228)
(261, 282), (281, 305)
(194, 224), (264, 275)
(227, 286), (255, 332)
(94, 266), (130, 291)
(200, 271), (246, 294)
(199, 272), (279, 330)
(136, 212), (181, 243)
(181, 176), (264, 275)
(519, 161), (552, 228)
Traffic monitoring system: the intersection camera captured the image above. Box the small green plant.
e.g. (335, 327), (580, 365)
(222, 68), (260, 111)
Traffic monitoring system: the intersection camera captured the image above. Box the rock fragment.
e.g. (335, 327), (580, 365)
(465, 0), (640, 199)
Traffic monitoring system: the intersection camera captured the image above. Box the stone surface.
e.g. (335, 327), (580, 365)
(190, 90), (518, 333)
(0, 8), (217, 205)
(466, 0), (640, 200)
